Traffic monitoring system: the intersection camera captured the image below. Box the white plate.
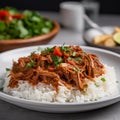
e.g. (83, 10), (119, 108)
(0, 45), (120, 113)
(83, 26), (120, 53)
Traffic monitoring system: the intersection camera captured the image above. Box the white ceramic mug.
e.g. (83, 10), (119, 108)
(60, 1), (85, 32)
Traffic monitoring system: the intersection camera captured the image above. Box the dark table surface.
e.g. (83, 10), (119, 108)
(0, 12), (120, 120)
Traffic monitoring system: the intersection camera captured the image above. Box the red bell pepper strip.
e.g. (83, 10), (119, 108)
(67, 60), (75, 65)
(0, 10), (24, 22)
(53, 46), (62, 57)
(0, 10), (12, 22)
(12, 14), (24, 19)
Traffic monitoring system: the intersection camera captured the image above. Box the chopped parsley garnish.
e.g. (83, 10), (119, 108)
(101, 77), (106, 82)
(60, 46), (72, 54)
(30, 51), (36, 57)
(26, 58), (35, 68)
(74, 57), (82, 61)
(67, 57), (72, 60)
(6, 68), (11, 71)
(25, 51), (36, 68)
(68, 57), (82, 61)
(51, 55), (63, 67)
(94, 82), (99, 87)
(94, 99), (98, 101)
(42, 47), (54, 54)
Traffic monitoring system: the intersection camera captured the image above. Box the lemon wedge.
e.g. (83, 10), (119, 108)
(113, 32), (120, 45)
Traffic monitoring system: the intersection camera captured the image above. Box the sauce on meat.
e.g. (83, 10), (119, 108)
(8, 46), (105, 91)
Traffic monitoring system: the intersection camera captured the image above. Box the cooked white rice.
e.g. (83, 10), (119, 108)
(3, 65), (119, 103)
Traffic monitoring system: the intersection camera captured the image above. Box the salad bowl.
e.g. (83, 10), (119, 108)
(0, 20), (60, 52)
(0, 7), (60, 52)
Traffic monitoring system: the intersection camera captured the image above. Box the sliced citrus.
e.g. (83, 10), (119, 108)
(113, 32), (120, 45)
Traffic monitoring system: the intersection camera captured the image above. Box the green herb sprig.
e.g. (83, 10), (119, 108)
(51, 55), (63, 67)
(41, 47), (54, 54)
(101, 77), (106, 82)
(60, 46), (72, 54)
(94, 82), (99, 87)
(68, 57), (82, 61)
(26, 59), (35, 68)
(6, 68), (11, 71)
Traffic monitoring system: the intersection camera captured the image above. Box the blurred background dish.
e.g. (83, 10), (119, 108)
(83, 26), (120, 53)
(0, 20), (59, 52)
(0, 7), (60, 52)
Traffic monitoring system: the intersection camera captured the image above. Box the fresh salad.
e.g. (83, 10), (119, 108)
(0, 7), (54, 40)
